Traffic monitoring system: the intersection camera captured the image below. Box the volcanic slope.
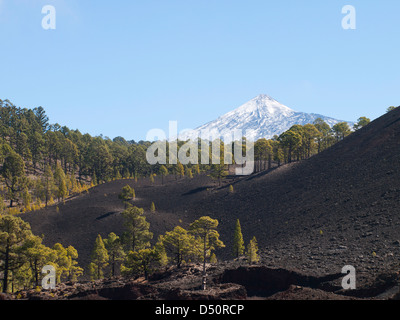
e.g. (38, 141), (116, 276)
(22, 107), (400, 286)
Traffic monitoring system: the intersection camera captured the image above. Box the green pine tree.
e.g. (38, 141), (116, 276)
(1, 151), (28, 207)
(121, 206), (153, 252)
(119, 185), (135, 208)
(22, 187), (32, 209)
(121, 247), (162, 280)
(42, 164), (55, 208)
(24, 235), (56, 287)
(103, 232), (125, 277)
(0, 195), (5, 213)
(159, 226), (200, 268)
(209, 164), (227, 186)
(189, 216), (225, 290)
(0, 215), (33, 292)
(54, 163), (68, 202)
(246, 236), (259, 264)
(233, 219), (245, 258)
(90, 234), (109, 280)
(186, 168), (193, 179)
(159, 165), (168, 185)
(210, 253), (218, 264)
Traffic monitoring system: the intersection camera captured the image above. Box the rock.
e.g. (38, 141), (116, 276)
(0, 293), (11, 300)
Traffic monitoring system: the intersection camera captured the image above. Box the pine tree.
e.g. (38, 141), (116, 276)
(29, 130), (45, 173)
(353, 116), (371, 130)
(186, 168), (193, 179)
(0, 194), (5, 213)
(90, 234), (109, 280)
(121, 168), (127, 179)
(332, 122), (352, 141)
(278, 129), (302, 163)
(91, 173), (98, 186)
(65, 245), (83, 282)
(58, 179), (67, 203)
(246, 236), (259, 264)
(121, 247), (162, 280)
(52, 243), (69, 283)
(233, 219), (245, 258)
(0, 215), (33, 292)
(24, 235), (56, 287)
(386, 106), (397, 113)
(103, 232), (125, 277)
(1, 151), (28, 207)
(54, 163), (68, 202)
(189, 216), (225, 290)
(121, 206), (153, 252)
(229, 185), (234, 193)
(159, 226), (200, 268)
(119, 185), (135, 200)
(210, 253), (218, 264)
(209, 164), (227, 186)
(42, 164), (55, 208)
(193, 164), (200, 175)
(159, 165), (168, 185)
(118, 185), (135, 208)
(155, 237), (168, 267)
(175, 162), (185, 180)
(150, 202), (156, 212)
(22, 187), (32, 210)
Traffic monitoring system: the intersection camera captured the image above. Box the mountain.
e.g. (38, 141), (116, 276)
(179, 94), (354, 141)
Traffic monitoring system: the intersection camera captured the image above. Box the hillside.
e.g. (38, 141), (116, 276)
(20, 107), (400, 291)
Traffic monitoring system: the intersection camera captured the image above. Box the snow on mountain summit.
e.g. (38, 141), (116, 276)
(227, 94), (294, 117)
(178, 94), (353, 142)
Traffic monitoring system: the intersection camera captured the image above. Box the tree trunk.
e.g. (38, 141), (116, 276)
(202, 235), (207, 290)
(111, 258), (115, 277)
(2, 243), (10, 293)
(34, 260), (39, 288)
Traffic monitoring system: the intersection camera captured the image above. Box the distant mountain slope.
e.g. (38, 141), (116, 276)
(179, 94), (354, 141)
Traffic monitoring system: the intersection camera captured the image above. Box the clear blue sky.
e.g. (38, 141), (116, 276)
(0, 0), (399, 141)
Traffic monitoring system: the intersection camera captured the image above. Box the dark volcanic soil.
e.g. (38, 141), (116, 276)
(21, 107), (400, 297)
(6, 260), (400, 300)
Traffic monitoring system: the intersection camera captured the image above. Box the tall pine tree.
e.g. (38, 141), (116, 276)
(233, 219), (245, 258)
(89, 234), (109, 280)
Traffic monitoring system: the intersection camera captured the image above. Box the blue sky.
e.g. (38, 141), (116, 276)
(0, 0), (399, 141)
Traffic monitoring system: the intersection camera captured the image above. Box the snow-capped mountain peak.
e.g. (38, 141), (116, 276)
(229, 94), (294, 117)
(178, 94), (353, 142)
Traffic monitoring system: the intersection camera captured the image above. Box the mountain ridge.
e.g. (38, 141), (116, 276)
(179, 94), (354, 141)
